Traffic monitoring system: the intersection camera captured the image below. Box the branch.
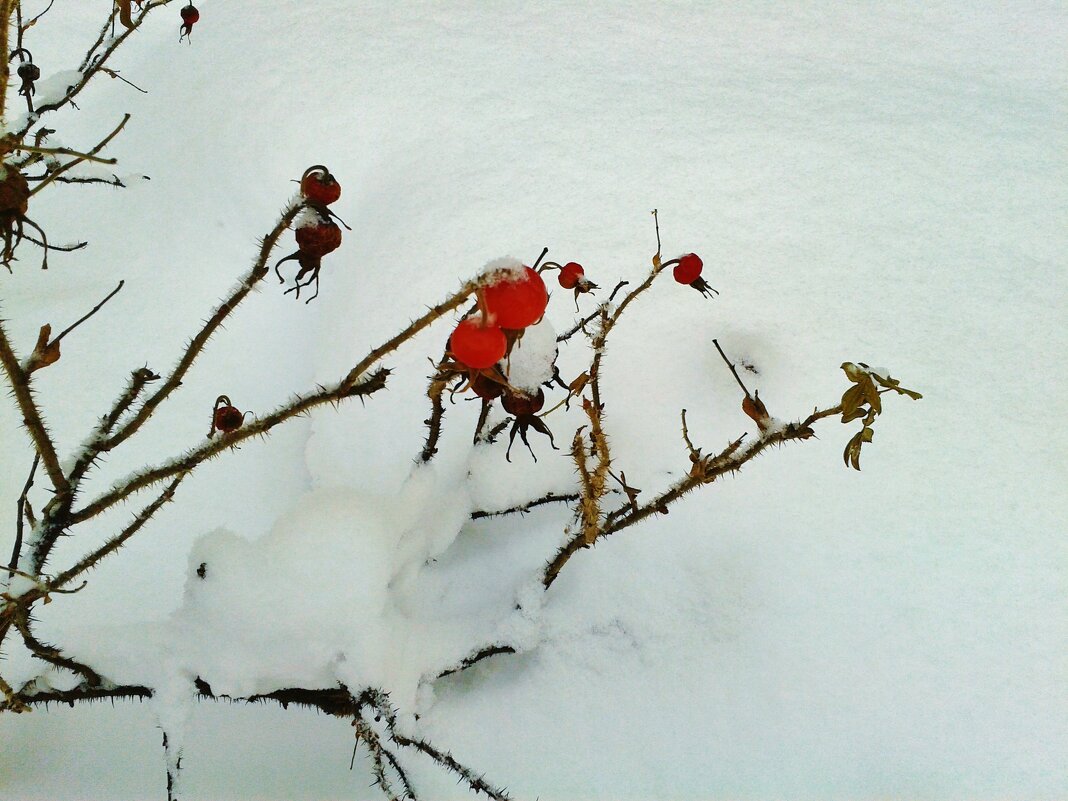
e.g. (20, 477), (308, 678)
(47, 473), (187, 589)
(28, 114), (131, 197)
(543, 407), (839, 588)
(436, 645), (517, 678)
(0, 318), (69, 493)
(13, 0), (172, 138)
(101, 204), (302, 453)
(8, 453), (39, 576)
(72, 281), (478, 525)
(470, 491), (579, 520)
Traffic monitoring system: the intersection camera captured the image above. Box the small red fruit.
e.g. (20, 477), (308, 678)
(673, 253), (703, 285)
(209, 395), (245, 437)
(558, 262), (584, 290)
(295, 221), (342, 258)
(482, 266), (547, 330)
(450, 317), (507, 370)
(300, 166), (341, 206)
(179, 4), (199, 41)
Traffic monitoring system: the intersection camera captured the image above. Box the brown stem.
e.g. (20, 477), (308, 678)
(0, 319), (69, 494)
(102, 205), (301, 454)
(543, 408), (839, 588)
(28, 114), (131, 197)
(8, 453), (39, 576)
(712, 338), (752, 398)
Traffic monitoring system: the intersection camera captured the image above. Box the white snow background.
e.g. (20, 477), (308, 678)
(1, 2), (1065, 799)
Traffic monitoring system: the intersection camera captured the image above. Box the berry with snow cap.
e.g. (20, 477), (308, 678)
(481, 264), (547, 330)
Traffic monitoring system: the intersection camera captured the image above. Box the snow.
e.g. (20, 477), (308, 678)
(479, 256), (526, 282)
(506, 318), (557, 393)
(1, 2), (1065, 800)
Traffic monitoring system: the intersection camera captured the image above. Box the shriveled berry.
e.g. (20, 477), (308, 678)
(450, 317), (506, 370)
(673, 253), (703, 285)
(470, 371), (506, 400)
(214, 405), (244, 433)
(558, 262), (584, 290)
(502, 387), (545, 417)
(300, 166), (341, 206)
(16, 63), (40, 82)
(0, 170), (30, 218)
(295, 221), (342, 258)
(482, 266), (547, 330)
(179, 4), (199, 40)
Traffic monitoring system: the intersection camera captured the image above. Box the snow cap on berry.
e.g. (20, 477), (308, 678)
(479, 256), (526, 283)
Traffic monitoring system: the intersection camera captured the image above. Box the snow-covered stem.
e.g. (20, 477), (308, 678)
(367, 690), (513, 801)
(27, 114), (130, 197)
(543, 404), (842, 588)
(469, 491), (579, 519)
(100, 204), (303, 456)
(68, 368), (391, 526)
(354, 717), (413, 801)
(40, 476), (181, 590)
(12, 605), (102, 686)
(11, 0), (174, 139)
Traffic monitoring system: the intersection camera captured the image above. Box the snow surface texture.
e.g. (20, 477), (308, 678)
(1, 2), (1065, 799)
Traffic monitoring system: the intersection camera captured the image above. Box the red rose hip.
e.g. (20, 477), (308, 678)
(300, 165), (341, 206)
(450, 317), (507, 370)
(482, 265), (547, 330)
(673, 253), (703, 285)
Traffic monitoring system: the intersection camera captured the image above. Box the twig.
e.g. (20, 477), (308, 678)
(543, 407), (837, 588)
(12, 607), (103, 686)
(101, 204), (302, 455)
(52, 281), (124, 346)
(712, 338), (751, 398)
(14, 0), (171, 138)
(48, 473), (187, 589)
(29, 114), (131, 197)
(8, 454), (39, 577)
(470, 492), (579, 520)
(436, 644), (517, 677)
(0, 318), (69, 494)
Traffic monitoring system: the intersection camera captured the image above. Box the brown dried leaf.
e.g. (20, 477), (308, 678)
(843, 425), (875, 471)
(27, 324), (61, 372)
(117, 0), (135, 30)
(742, 391), (770, 431)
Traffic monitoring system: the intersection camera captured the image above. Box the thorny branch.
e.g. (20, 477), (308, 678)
(8, 453), (38, 576)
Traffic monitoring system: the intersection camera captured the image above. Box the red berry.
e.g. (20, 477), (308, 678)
(673, 253), (703, 285)
(450, 317), (507, 370)
(181, 4), (199, 23)
(558, 262), (584, 290)
(295, 221), (342, 258)
(300, 167), (341, 206)
(482, 266), (547, 330)
(214, 405), (243, 433)
(502, 387), (545, 417)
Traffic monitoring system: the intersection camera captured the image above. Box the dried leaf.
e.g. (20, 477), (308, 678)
(117, 0), (135, 29)
(27, 324), (61, 372)
(742, 391), (770, 431)
(842, 425), (875, 471)
(871, 372), (924, 400)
